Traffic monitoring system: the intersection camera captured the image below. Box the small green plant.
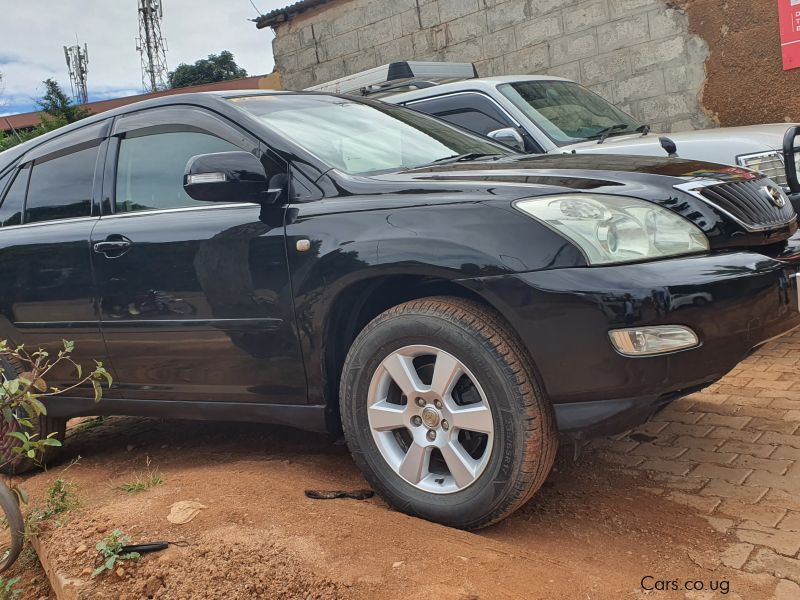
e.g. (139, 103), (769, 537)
(0, 339), (111, 466)
(92, 530), (140, 578)
(113, 457), (164, 494)
(26, 475), (79, 535)
(0, 339), (107, 572)
(0, 575), (22, 600)
(40, 477), (79, 518)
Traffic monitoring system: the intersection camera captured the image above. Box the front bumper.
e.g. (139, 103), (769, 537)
(461, 247), (800, 437)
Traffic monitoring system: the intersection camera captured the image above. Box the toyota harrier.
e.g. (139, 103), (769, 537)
(0, 91), (798, 529)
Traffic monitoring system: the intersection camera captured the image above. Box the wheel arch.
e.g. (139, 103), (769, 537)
(319, 273), (511, 435)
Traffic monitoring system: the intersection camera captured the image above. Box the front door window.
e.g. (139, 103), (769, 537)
(115, 131), (239, 213)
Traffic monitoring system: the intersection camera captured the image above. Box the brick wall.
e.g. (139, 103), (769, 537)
(269, 0), (715, 132)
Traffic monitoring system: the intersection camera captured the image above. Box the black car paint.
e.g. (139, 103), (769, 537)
(0, 91), (798, 438)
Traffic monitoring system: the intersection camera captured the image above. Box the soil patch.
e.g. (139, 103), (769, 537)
(7, 417), (768, 599)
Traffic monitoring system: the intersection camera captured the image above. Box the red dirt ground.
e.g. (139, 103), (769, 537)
(5, 417), (771, 599)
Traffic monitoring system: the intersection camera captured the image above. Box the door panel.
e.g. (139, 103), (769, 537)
(93, 113), (306, 404)
(92, 205), (305, 403)
(0, 219), (104, 399)
(0, 141), (109, 398)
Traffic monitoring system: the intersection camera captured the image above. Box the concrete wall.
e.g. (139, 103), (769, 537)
(270, 0), (715, 132)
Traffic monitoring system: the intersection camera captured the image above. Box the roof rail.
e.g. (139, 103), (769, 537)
(305, 61), (477, 97)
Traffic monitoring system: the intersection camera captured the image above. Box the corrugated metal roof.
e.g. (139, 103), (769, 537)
(253, 0), (333, 29)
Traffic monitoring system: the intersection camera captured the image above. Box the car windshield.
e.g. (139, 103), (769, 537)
(229, 94), (511, 175)
(498, 80), (643, 146)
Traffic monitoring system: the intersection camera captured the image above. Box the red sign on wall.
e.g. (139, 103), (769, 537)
(779, 0), (800, 70)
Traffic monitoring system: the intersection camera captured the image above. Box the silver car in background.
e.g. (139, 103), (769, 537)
(313, 63), (800, 202)
(387, 74), (800, 202)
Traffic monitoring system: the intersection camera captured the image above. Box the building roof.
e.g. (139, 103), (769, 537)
(1, 73), (281, 133)
(254, 0), (330, 28)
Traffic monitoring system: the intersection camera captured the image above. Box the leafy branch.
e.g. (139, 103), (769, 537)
(0, 339), (112, 466)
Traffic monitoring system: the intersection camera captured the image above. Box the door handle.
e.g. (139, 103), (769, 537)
(93, 236), (132, 257)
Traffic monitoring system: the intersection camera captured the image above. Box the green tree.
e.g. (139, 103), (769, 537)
(168, 50), (248, 89)
(0, 122), (57, 153)
(36, 78), (90, 125)
(0, 79), (89, 153)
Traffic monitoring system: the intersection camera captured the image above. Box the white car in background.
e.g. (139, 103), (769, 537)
(323, 65), (800, 202)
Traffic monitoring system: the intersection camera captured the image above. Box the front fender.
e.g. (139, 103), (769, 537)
(285, 198), (582, 406)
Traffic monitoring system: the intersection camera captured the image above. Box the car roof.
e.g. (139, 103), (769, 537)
(0, 90), (307, 168)
(385, 74), (573, 104)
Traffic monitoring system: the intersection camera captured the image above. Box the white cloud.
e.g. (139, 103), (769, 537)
(0, 0), (285, 113)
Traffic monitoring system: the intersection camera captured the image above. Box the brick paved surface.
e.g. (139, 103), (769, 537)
(596, 328), (800, 597)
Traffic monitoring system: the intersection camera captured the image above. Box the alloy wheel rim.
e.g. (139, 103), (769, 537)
(366, 345), (494, 495)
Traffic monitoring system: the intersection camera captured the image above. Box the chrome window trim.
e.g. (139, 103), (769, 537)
(674, 180), (797, 233)
(98, 202), (256, 220)
(0, 215), (99, 232)
(0, 203), (259, 230)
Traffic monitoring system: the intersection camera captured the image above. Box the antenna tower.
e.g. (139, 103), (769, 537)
(64, 42), (89, 104)
(136, 0), (169, 92)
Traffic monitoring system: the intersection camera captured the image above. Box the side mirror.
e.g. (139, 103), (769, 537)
(487, 128), (525, 152)
(183, 151), (270, 204)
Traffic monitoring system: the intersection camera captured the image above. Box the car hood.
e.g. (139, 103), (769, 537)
(371, 153), (759, 189)
(346, 153), (793, 251)
(557, 124), (800, 162)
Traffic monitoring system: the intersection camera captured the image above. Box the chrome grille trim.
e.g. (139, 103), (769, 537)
(737, 151), (788, 186)
(675, 178), (797, 233)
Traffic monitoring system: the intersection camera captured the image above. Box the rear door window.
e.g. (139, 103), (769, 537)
(25, 145), (99, 223)
(0, 166), (29, 227)
(408, 93), (515, 136)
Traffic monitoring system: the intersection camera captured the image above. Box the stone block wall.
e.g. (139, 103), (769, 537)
(269, 0), (716, 132)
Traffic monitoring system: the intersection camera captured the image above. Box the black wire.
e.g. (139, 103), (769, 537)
(248, 0), (262, 16)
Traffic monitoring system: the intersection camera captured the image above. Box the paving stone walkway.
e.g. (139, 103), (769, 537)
(595, 328), (800, 599)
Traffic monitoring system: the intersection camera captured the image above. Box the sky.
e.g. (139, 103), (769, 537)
(0, 0), (288, 116)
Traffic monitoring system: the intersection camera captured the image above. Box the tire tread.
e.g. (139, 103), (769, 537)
(341, 295), (557, 529)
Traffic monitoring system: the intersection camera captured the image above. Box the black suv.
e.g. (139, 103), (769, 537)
(0, 91), (798, 529)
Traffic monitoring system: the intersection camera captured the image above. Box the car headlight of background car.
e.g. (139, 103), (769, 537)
(515, 194), (709, 265)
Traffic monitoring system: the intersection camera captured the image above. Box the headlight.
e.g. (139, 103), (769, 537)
(515, 194), (709, 265)
(737, 151), (788, 186)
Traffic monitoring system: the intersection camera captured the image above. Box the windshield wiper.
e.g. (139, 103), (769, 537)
(636, 124), (651, 136)
(429, 152), (504, 165)
(591, 124), (630, 144)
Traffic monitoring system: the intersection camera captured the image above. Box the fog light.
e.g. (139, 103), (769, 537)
(608, 326), (699, 356)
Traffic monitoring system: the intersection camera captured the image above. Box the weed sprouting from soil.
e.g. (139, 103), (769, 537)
(26, 466), (80, 534)
(113, 457), (164, 493)
(40, 478), (78, 517)
(92, 530), (140, 578)
(0, 575), (22, 600)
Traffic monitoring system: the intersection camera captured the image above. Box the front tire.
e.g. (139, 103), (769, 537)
(340, 296), (557, 529)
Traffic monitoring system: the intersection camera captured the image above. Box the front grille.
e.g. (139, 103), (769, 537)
(739, 152), (788, 186)
(698, 179), (796, 231)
